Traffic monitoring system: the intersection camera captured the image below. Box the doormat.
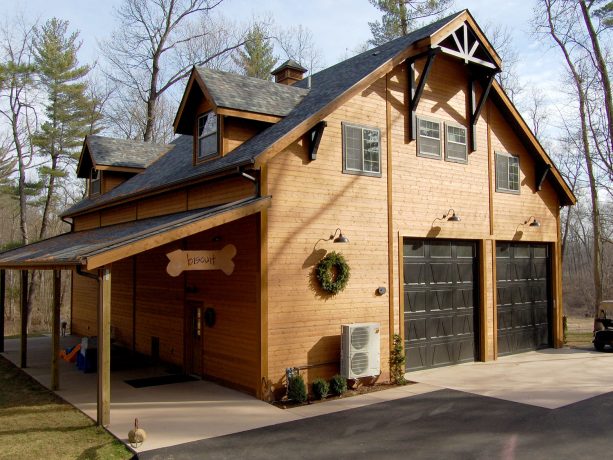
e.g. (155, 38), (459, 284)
(125, 374), (198, 388)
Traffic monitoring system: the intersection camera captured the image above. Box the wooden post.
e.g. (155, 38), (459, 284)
(51, 270), (61, 390)
(20, 270), (28, 368)
(97, 267), (111, 426)
(0, 269), (5, 353)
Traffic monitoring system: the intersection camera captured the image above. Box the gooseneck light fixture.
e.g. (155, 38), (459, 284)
(316, 228), (349, 246)
(432, 209), (461, 226)
(516, 216), (541, 233)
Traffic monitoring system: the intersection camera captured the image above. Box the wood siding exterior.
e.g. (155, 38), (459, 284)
(266, 76), (391, 389)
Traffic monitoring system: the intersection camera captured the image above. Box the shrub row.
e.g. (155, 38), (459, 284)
(288, 374), (348, 403)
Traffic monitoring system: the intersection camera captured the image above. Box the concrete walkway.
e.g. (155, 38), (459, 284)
(4, 336), (613, 454)
(1, 336), (436, 453)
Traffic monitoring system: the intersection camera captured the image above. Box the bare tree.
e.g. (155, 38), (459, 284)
(0, 16), (38, 245)
(102, 0), (246, 142)
(276, 25), (325, 74)
(534, 0), (606, 317)
(484, 24), (524, 103)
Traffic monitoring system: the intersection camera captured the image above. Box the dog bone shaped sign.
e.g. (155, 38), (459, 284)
(166, 244), (237, 277)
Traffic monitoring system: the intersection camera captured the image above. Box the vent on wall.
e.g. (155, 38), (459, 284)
(340, 323), (381, 379)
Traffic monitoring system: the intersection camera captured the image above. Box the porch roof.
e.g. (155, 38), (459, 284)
(0, 196), (270, 271)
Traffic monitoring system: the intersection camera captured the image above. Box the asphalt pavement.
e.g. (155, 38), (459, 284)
(139, 388), (613, 459)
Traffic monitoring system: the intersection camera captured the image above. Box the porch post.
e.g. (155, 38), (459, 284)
(97, 267), (111, 426)
(0, 269), (5, 353)
(51, 270), (61, 390)
(20, 270), (28, 368)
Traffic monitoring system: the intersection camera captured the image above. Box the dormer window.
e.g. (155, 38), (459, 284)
(198, 112), (218, 161)
(90, 168), (101, 196)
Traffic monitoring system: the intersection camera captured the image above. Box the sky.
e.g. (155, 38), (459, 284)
(1, 0), (567, 124)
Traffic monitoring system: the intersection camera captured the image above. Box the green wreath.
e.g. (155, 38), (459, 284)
(316, 251), (350, 295)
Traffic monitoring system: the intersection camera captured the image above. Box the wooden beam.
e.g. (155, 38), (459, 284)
(408, 50), (438, 141)
(469, 74), (494, 152)
(537, 164), (551, 191)
(307, 121), (327, 161)
(216, 107), (282, 124)
(86, 197), (271, 270)
(0, 270), (4, 353)
(386, 74), (395, 353)
(258, 166), (269, 400)
(97, 267), (111, 426)
(20, 270), (27, 368)
(51, 270), (61, 390)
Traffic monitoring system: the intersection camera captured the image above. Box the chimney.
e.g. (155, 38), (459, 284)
(271, 59), (308, 85)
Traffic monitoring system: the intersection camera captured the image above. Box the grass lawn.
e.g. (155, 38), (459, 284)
(0, 355), (133, 460)
(566, 331), (594, 349)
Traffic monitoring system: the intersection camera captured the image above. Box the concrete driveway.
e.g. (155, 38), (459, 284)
(406, 348), (613, 409)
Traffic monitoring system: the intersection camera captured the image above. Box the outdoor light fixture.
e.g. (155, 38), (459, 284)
(526, 216), (541, 228)
(316, 228), (349, 246)
(332, 228), (349, 243)
(432, 209), (461, 226)
(516, 216), (541, 233)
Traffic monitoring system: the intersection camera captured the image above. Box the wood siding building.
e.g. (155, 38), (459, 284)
(0, 10), (575, 426)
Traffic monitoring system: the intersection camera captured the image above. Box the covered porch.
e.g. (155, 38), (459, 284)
(1, 335), (300, 452)
(0, 196), (270, 427)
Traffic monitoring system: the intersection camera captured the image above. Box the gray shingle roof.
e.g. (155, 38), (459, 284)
(63, 12), (463, 217)
(197, 67), (309, 117)
(87, 135), (170, 169)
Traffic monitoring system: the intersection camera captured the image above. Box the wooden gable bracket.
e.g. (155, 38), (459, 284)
(536, 163), (551, 191)
(408, 49), (440, 141)
(308, 121), (327, 161)
(468, 72), (496, 152)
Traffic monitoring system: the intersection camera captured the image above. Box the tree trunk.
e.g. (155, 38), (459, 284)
(579, 0), (613, 153)
(143, 52), (160, 142)
(11, 110), (28, 245)
(544, 1), (603, 318)
(39, 155), (58, 240)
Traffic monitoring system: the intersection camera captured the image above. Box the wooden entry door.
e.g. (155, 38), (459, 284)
(185, 300), (203, 376)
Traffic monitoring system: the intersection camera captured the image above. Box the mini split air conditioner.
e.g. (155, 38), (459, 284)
(340, 322), (381, 379)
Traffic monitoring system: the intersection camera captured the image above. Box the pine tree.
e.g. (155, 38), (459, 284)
(232, 24), (277, 81)
(32, 18), (100, 239)
(368, 0), (454, 46)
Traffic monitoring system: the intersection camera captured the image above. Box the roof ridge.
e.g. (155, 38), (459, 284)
(196, 66), (310, 94)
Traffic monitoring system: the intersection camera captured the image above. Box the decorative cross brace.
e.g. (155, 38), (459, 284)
(408, 48), (440, 142)
(307, 121), (327, 161)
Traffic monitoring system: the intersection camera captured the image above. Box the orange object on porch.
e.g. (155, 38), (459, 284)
(59, 343), (81, 363)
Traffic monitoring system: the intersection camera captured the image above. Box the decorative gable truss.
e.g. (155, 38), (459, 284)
(408, 21), (500, 152)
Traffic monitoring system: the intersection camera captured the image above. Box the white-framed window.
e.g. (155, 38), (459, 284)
(495, 152), (520, 193)
(342, 122), (381, 176)
(417, 117), (441, 159)
(445, 122), (467, 163)
(197, 112), (218, 160)
(90, 168), (101, 196)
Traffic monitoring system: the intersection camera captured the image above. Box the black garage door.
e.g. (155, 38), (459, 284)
(496, 243), (551, 356)
(403, 239), (478, 371)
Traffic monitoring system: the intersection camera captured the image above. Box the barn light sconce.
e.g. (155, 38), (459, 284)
(316, 228), (349, 246)
(516, 216), (540, 233)
(432, 209), (461, 226)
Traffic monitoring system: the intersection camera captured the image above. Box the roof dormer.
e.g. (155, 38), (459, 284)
(77, 135), (169, 196)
